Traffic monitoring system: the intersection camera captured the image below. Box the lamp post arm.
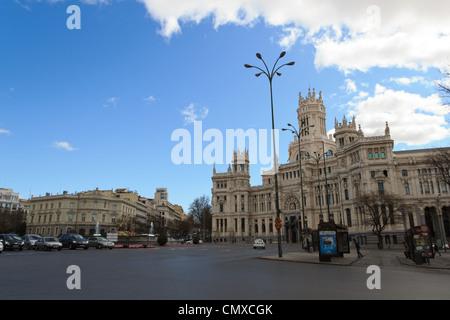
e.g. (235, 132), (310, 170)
(270, 56), (283, 77)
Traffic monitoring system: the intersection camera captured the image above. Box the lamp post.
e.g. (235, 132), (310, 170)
(282, 122), (314, 236)
(245, 52), (295, 258)
(308, 152), (324, 223)
(437, 194), (448, 252)
(322, 141), (332, 222)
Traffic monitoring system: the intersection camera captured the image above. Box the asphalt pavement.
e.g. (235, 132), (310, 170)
(260, 243), (450, 272)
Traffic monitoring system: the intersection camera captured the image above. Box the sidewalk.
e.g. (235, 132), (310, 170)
(260, 244), (450, 271)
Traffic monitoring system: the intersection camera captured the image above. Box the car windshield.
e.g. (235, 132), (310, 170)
(11, 235), (22, 241)
(98, 237), (108, 241)
(45, 237), (57, 242)
(30, 235), (41, 240)
(72, 234), (84, 239)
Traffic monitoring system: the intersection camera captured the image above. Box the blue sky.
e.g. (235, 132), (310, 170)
(1, 0), (450, 212)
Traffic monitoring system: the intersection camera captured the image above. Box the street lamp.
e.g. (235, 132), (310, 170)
(322, 141), (332, 222)
(245, 51), (295, 258)
(282, 122), (315, 237)
(437, 194), (448, 252)
(308, 152), (324, 223)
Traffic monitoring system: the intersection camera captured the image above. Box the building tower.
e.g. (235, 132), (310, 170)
(289, 88), (336, 163)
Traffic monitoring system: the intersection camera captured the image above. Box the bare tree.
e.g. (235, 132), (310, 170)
(427, 147), (450, 187)
(188, 195), (212, 242)
(436, 67), (450, 105)
(357, 192), (405, 249)
(172, 216), (194, 240)
(0, 208), (26, 234)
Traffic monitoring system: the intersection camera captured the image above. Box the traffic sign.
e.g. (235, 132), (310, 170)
(275, 216), (282, 230)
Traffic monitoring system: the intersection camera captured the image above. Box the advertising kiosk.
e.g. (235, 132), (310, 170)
(318, 222), (350, 262)
(405, 225), (433, 265)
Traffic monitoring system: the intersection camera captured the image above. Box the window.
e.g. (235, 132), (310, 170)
(346, 208), (352, 227)
(378, 182), (384, 195)
(404, 182), (410, 195)
(220, 204), (223, 213)
(402, 170), (408, 177)
(423, 181), (430, 194)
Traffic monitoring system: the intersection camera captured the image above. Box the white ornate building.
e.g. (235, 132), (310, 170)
(211, 88), (450, 246)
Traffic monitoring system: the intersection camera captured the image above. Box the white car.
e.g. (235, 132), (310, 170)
(35, 237), (63, 251)
(253, 238), (265, 249)
(0, 240), (3, 254)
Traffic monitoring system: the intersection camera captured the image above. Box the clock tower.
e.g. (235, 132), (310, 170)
(288, 88), (335, 163)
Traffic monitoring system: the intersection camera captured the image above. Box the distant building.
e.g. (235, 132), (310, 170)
(27, 188), (157, 237)
(154, 188), (183, 235)
(0, 188), (20, 211)
(211, 88), (450, 246)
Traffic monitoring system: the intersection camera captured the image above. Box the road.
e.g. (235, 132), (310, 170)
(0, 243), (449, 300)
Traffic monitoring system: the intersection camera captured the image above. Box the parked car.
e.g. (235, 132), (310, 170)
(88, 236), (114, 249)
(35, 237), (63, 251)
(59, 233), (89, 250)
(22, 234), (42, 250)
(0, 234), (24, 251)
(253, 238), (265, 249)
(0, 240), (3, 254)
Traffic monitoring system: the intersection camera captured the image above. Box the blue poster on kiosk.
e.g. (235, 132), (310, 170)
(319, 230), (337, 255)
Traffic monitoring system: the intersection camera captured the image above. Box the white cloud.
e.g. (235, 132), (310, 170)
(52, 141), (76, 151)
(351, 88), (449, 146)
(14, 0), (31, 11)
(344, 79), (357, 94)
(278, 27), (303, 50)
(103, 97), (119, 108)
(374, 84), (387, 95)
(134, 0), (450, 73)
(388, 76), (430, 86)
(0, 129), (12, 135)
(181, 103), (208, 125)
(143, 95), (156, 103)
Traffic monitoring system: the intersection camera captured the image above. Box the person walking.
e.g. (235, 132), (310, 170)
(353, 239), (363, 258)
(433, 242), (442, 256)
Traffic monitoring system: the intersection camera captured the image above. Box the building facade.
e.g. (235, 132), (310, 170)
(211, 88), (450, 246)
(153, 188), (184, 235)
(0, 188), (21, 211)
(27, 188), (157, 237)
